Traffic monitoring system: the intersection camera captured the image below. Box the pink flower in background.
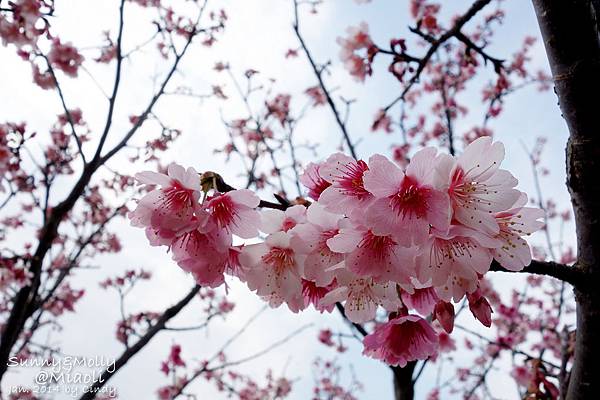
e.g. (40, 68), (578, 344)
(290, 203), (343, 286)
(168, 344), (186, 367)
(363, 315), (438, 367)
(318, 329), (335, 346)
(437, 331), (456, 352)
(337, 22), (375, 81)
(129, 163), (202, 236)
(439, 136), (521, 235)
(363, 149), (450, 246)
(320, 269), (401, 323)
(206, 189), (261, 239)
(299, 161), (331, 200)
(0, 0), (43, 47)
(48, 38), (84, 77)
(318, 153), (374, 217)
(44, 283), (85, 316)
(512, 365), (534, 387)
(305, 86), (327, 107)
(266, 93), (291, 125)
(371, 109), (393, 133)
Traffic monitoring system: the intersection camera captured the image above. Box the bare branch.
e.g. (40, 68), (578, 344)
(292, 0), (358, 159)
(78, 285), (201, 400)
(384, 0), (494, 112)
(489, 259), (584, 288)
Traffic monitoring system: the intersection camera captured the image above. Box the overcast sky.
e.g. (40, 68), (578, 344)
(0, 0), (575, 399)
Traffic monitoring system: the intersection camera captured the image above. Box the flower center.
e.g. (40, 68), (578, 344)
(390, 176), (429, 219)
(359, 230), (396, 260)
(262, 247), (295, 271)
(209, 195), (237, 230)
(333, 160), (370, 199)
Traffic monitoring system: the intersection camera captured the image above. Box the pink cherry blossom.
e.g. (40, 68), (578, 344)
(129, 163), (202, 235)
(260, 290), (305, 313)
(318, 329), (335, 346)
(171, 227), (229, 288)
(0, 0), (43, 47)
(261, 204), (306, 234)
(439, 136), (521, 235)
(401, 287), (439, 315)
(299, 161), (331, 200)
(320, 269), (401, 323)
(433, 301), (455, 333)
(512, 365), (534, 387)
(437, 331), (456, 353)
(290, 203), (343, 286)
(415, 226), (500, 301)
(363, 315), (438, 367)
(304, 86), (327, 107)
(318, 153), (374, 217)
(467, 290), (493, 327)
(363, 149), (450, 246)
(327, 219), (415, 285)
(491, 194), (545, 270)
(48, 38), (84, 77)
(205, 189), (261, 239)
(337, 22), (375, 81)
(240, 232), (305, 312)
(302, 279), (336, 313)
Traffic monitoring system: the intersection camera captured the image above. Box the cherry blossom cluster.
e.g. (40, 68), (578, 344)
(156, 343), (293, 400)
(311, 358), (362, 400)
(130, 136), (544, 368)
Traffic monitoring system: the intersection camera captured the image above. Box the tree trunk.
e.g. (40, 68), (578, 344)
(531, 1), (600, 399)
(392, 362), (416, 400)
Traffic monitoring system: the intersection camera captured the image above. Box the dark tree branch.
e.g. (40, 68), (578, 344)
(292, 0), (358, 159)
(392, 362), (417, 400)
(0, 1), (207, 380)
(99, 36), (193, 164)
(438, 74), (456, 156)
(454, 31), (504, 72)
(14, 206), (125, 356)
(384, 0), (493, 112)
(334, 303), (416, 400)
(78, 285), (201, 400)
(489, 259), (584, 288)
(92, 0), (126, 161)
(335, 302), (368, 337)
(41, 54), (87, 164)
(531, 1), (600, 399)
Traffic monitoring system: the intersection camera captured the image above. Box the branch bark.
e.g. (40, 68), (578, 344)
(78, 285), (201, 400)
(392, 363), (416, 400)
(384, 0), (494, 112)
(489, 259), (585, 288)
(0, 1), (205, 381)
(292, 0), (358, 159)
(531, 1), (600, 399)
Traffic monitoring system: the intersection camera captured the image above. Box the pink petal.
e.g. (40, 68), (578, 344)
(363, 154), (404, 198)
